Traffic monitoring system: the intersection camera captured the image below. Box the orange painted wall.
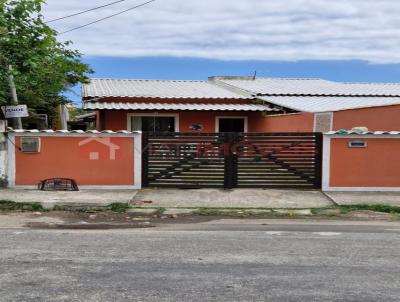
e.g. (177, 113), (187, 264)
(329, 138), (400, 187)
(251, 113), (314, 132)
(104, 111), (127, 130)
(102, 110), (266, 132)
(15, 136), (134, 186)
(333, 105), (400, 131)
(179, 111), (264, 132)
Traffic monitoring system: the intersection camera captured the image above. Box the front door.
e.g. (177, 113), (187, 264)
(218, 118), (245, 132)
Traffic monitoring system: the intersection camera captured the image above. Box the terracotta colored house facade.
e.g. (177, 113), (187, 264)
(5, 77), (400, 191)
(82, 77), (400, 133)
(82, 79), (281, 133)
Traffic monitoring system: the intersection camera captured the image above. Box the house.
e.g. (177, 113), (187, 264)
(82, 79), (283, 133)
(82, 77), (400, 133)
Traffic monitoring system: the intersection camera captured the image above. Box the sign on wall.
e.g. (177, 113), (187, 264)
(1, 105), (29, 118)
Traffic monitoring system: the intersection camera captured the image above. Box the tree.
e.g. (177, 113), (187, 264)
(0, 0), (92, 115)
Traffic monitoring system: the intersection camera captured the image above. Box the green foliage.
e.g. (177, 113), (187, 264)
(68, 106), (87, 121)
(338, 204), (400, 214)
(0, 200), (46, 211)
(109, 203), (130, 213)
(0, 0), (92, 108)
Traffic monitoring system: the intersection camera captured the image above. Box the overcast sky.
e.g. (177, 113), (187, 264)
(42, 0), (400, 63)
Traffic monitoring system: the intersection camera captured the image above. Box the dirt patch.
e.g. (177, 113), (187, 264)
(3, 206), (400, 230)
(345, 210), (394, 220)
(22, 210), (217, 229)
(26, 221), (156, 229)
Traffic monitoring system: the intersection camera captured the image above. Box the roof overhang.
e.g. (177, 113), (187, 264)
(83, 101), (278, 112)
(82, 78), (254, 99)
(259, 96), (400, 113)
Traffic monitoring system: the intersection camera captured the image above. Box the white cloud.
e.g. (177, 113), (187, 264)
(42, 0), (400, 63)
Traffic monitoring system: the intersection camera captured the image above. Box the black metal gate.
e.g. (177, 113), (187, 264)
(142, 132), (322, 189)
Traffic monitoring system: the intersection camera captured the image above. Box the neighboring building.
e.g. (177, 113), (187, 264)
(211, 77), (400, 132)
(82, 77), (400, 133)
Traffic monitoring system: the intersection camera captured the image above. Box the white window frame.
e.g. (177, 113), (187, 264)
(127, 113), (179, 132)
(215, 116), (248, 132)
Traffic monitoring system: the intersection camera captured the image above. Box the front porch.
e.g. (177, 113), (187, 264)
(97, 110), (271, 133)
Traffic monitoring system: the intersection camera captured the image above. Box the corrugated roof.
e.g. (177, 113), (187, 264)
(326, 131), (400, 135)
(259, 96), (400, 113)
(84, 101), (275, 111)
(8, 129), (138, 134)
(215, 77), (400, 97)
(82, 78), (252, 99)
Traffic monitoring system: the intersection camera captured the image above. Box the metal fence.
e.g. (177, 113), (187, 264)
(142, 132), (322, 189)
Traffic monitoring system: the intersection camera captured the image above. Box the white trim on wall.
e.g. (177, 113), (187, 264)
(7, 133), (16, 187)
(215, 116), (248, 132)
(321, 135), (331, 191)
(7, 132), (138, 137)
(14, 185), (138, 190)
(133, 132), (142, 189)
(324, 187), (400, 192)
(127, 113), (179, 132)
(328, 134), (400, 139)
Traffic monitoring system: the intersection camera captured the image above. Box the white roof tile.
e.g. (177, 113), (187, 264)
(216, 77), (400, 96)
(260, 96), (400, 113)
(82, 78), (251, 99)
(326, 131), (400, 135)
(83, 101), (275, 112)
(8, 129), (140, 134)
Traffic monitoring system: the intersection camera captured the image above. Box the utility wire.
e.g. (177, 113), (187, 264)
(45, 0), (132, 23)
(58, 0), (156, 35)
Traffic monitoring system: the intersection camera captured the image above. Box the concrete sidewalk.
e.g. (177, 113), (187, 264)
(3, 188), (400, 211)
(325, 191), (400, 207)
(0, 189), (136, 210)
(132, 189), (333, 209)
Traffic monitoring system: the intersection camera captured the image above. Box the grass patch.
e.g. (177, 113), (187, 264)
(0, 200), (46, 212)
(109, 202), (130, 213)
(194, 208), (246, 216)
(157, 207), (166, 215)
(337, 204), (400, 214)
(193, 208), (271, 217)
(311, 204), (400, 216)
(193, 204), (400, 218)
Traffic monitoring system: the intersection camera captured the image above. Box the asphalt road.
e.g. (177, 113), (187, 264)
(1, 220), (400, 302)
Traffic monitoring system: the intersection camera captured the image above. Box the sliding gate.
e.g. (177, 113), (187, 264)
(142, 132), (322, 189)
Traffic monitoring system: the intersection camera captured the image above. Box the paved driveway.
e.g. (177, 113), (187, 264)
(132, 188), (333, 208)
